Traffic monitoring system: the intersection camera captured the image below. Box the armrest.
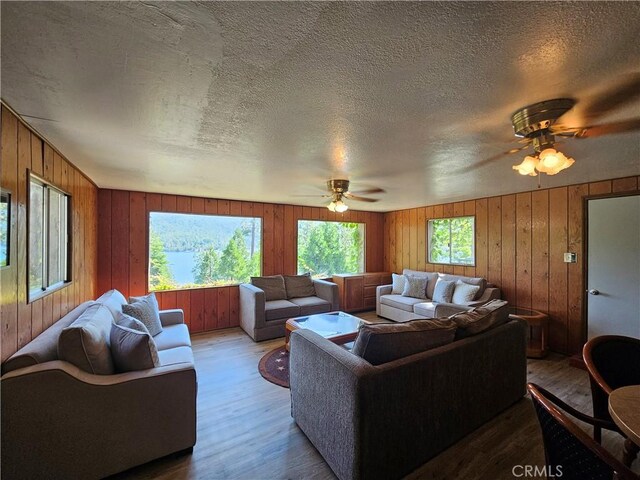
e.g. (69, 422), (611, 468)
(376, 284), (393, 315)
(239, 283), (266, 332)
(313, 279), (339, 310)
(465, 287), (501, 307)
(433, 302), (473, 317)
(160, 308), (184, 326)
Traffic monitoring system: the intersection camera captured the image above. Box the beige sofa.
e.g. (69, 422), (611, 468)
(239, 278), (339, 341)
(377, 269), (501, 322)
(0, 289), (197, 480)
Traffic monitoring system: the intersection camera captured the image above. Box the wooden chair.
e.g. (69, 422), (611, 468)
(583, 335), (640, 465)
(527, 383), (639, 480)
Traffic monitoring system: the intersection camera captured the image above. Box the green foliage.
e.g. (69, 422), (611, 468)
(217, 228), (254, 282)
(192, 246), (220, 284)
(297, 221), (364, 277)
(429, 216), (474, 265)
(149, 231), (175, 291)
(0, 196), (8, 267)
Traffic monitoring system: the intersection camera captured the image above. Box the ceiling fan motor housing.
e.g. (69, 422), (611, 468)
(327, 179), (350, 193)
(511, 98), (576, 152)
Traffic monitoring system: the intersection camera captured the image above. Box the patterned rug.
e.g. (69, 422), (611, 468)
(258, 345), (290, 388)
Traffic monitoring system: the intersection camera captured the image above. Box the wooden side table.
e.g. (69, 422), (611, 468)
(508, 307), (549, 358)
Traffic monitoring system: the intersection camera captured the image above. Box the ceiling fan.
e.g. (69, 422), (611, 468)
(296, 179), (384, 212)
(472, 73), (640, 177)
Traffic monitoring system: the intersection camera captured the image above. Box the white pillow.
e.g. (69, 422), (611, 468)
(392, 274), (406, 294)
(452, 280), (481, 304)
(432, 278), (456, 303)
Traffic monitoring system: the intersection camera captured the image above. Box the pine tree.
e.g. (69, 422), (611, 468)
(149, 231), (174, 290)
(193, 245), (220, 285)
(218, 228), (251, 282)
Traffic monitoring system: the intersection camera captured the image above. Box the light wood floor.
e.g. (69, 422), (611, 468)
(114, 312), (636, 480)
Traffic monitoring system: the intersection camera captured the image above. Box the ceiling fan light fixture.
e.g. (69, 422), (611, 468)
(512, 155), (539, 176)
(537, 148), (575, 175)
(327, 201), (337, 212)
(334, 199), (349, 213)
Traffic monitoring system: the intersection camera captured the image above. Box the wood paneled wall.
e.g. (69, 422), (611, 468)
(0, 105), (98, 361)
(383, 177), (640, 355)
(97, 189), (385, 334)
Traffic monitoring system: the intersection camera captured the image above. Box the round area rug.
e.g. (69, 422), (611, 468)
(258, 346), (290, 388)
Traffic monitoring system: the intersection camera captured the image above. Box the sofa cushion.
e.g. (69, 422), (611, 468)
(452, 280), (481, 304)
(110, 323), (160, 372)
(403, 269), (438, 298)
(96, 289), (127, 321)
(123, 293), (163, 336)
(402, 275), (428, 299)
(117, 311), (150, 335)
(391, 273), (406, 294)
(450, 299), (509, 338)
(289, 296), (331, 316)
(265, 299), (300, 321)
(251, 275), (287, 301)
(439, 273), (487, 299)
(284, 273), (316, 299)
(157, 346), (195, 367)
(58, 304), (115, 375)
(1, 301), (93, 375)
(380, 294), (425, 312)
(153, 324), (192, 351)
(352, 318), (457, 365)
(413, 302), (437, 318)
(433, 278), (455, 303)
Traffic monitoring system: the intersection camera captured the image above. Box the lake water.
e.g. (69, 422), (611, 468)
(165, 251), (197, 285)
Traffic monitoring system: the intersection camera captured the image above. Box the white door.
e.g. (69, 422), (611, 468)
(587, 195), (640, 339)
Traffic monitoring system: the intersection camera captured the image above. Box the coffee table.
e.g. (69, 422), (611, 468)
(285, 311), (367, 351)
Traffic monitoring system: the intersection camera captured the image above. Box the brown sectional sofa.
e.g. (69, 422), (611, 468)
(289, 314), (527, 480)
(0, 289), (197, 480)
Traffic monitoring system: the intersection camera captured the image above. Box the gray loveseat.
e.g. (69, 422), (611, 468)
(289, 316), (527, 480)
(1, 289), (197, 480)
(239, 275), (339, 341)
(377, 269), (501, 322)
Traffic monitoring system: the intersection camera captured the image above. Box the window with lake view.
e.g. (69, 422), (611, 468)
(148, 212), (262, 291)
(428, 216), (475, 266)
(297, 220), (365, 278)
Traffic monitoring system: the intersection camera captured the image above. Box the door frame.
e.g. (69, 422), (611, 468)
(582, 189), (640, 345)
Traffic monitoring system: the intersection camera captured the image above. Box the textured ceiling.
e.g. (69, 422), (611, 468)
(2, 1), (639, 212)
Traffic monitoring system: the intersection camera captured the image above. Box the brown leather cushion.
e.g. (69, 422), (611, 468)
(251, 275), (287, 301)
(352, 319), (457, 365)
(449, 299), (509, 338)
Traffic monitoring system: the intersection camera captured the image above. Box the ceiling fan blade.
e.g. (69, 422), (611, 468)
(343, 193), (379, 202)
(454, 143), (531, 173)
(291, 194), (332, 198)
(551, 118), (640, 138)
(348, 187), (385, 195)
(569, 73), (640, 124)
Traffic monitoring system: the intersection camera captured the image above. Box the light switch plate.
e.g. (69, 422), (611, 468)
(564, 252), (577, 263)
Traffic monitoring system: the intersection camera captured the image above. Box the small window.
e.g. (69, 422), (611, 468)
(29, 176), (70, 300)
(1, 190), (10, 267)
(428, 216), (475, 266)
(148, 212), (262, 291)
(297, 220), (365, 278)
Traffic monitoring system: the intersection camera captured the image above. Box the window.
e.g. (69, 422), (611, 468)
(1, 190), (10, 267)
(297, 220), (365, 278)
(29, 176), (70, 300)
(428, 216), (475, 266)
(148, 212), (262, 291)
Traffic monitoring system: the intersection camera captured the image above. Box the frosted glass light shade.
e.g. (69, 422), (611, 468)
(513, 155), (539, 176)
(327, 201), (337, 212)
(537, 148), (575, 175)
(334, 200), (348, 213)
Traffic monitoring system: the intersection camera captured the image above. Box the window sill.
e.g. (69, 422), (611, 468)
(28, 280), (72, 304)
(149, 283), (244, 294)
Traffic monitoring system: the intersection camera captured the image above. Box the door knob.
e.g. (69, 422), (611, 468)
(588, 289), (600, 296)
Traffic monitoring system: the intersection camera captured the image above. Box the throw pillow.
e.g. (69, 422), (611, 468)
(391, 273), (406, 294)
(452, 280), (481, 304)
(58, 304), (115, 375)
(432, 278), (455, 303)
(352, 319), (457, 365)
(449, 299), (509, 338)
(110, 323), (160, 372)
(117, 311), (151, 335)
(250, 275), (287, 301)
(123, 293), (163, 336)
(284, 273), (316, 299)
(402, 275), (428, 299)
